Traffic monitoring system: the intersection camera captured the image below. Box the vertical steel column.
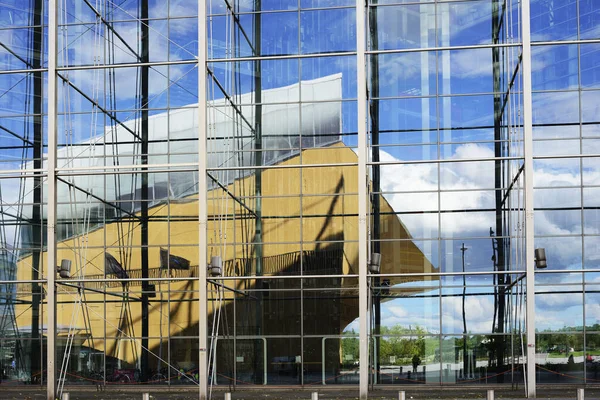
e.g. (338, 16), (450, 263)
(252, 0), (264, 384)
(521, 0), (536, 397)
(140, 0), (150, 382)
(46, 0), (58, 397)
(356, 0), (368, 396)
(30, 0), (44, 381)
(253, 0), (263, 276)
(491, 0), (507, 379)
(198, 0), (208, 396)
(368, 0), (381, 385)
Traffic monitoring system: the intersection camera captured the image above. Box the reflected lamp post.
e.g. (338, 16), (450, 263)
(460, 243), (468, 378)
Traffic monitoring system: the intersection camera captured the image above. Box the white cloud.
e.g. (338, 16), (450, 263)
(441, 295), (495, 334)
(379, 143), (496, 237)
(381, 299), (440, 334)
(450, 49), (492, 79)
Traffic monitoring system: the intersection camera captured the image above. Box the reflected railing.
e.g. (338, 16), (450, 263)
(12, 248), (345, 294)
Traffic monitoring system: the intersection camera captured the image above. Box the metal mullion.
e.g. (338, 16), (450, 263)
(297, 0), (305, 383)
(198, 0), (208, 395)
(166, 1), (172, 381)
(56, 15), (198, 28)
(356, 0), (368, 395)
(576, 0), (590, 383)
(367, 42), (520, 56)
(46, 0), (58, 397)
(209, 51), (357, 62)
(0, 68), (47, 75)
(369, 0), (490, 7)
(521, 0), (536, 395)
(209, 274), (359, 280)
(372, 270), (527, 279)
(209, 97), (357, 107)
(532, 38), (600, 46)
(208, 4), (355, 17)
(369, 156), (523, 165)
(56, 59), (197, 71)
(372, 139), (516, 148)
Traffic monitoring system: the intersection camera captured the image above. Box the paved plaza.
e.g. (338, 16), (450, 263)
(0, 386), (598, 400)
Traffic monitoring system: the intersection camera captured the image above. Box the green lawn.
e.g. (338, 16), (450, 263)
(547, 350), (600, 358)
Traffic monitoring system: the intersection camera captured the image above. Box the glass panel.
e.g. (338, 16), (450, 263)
(532, 45), (579, 91)
(439, 95), (495, 130)
(266, 338), (301, 385)
(584, 236), (600, 269)
(531, 0), (578, 41)
(261, 12), (299, 56)
(536, 333), (584, 384)
(380, 285), (440, 333)
(300, 9), (356, 54)
(441, 289), (496, 335)
(580, 0), (600, 40)
(582, 91), (600, 123)
(327, 336), (359, 384)
(585, 334), (600, 382)
(438, 48), (494, 95)
(303, 337), (325, 385)
(581, 44), (600, 88)
(169, 338), (199, 384)
(441, 335), (514, 384)
(439, 1), (494, 47)
(372, 4), (436, 51)
(375, 335), (440, 385)
(534, 236), (583, 271)
(535, 286), (583, 331)
(532, 91), (579, 125)
(234, 338), (265, 385)
(533, 139), (581, 156)
(372, 52), (436, 98)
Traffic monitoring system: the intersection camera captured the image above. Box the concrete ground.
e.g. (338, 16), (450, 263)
(0, 386), (597, 400)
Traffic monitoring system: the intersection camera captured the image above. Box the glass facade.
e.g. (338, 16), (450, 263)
(0, 0), (598, 397)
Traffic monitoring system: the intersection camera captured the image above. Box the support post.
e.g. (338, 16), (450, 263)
(140, 0), (150, 382)
(369, 0), (381, 386)
(198, 0), (208, 396)
(521, 0), (536, 397)
(356, 0), (368, 396)
(30, 0), (44, 382)
(46, 0), (58, 397)
(492, 0), (507, 378)
(252, 0), (264, 384)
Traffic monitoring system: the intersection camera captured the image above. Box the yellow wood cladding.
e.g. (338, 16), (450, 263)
(15, 144), (435, 365)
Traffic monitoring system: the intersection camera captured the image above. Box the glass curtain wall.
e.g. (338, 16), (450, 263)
(1, 0), (600, 395)
(367, 0), (527, 386)
(530, 0), (600, 384)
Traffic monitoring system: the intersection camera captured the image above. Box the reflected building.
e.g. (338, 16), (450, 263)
(0, 0), (599, 398)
